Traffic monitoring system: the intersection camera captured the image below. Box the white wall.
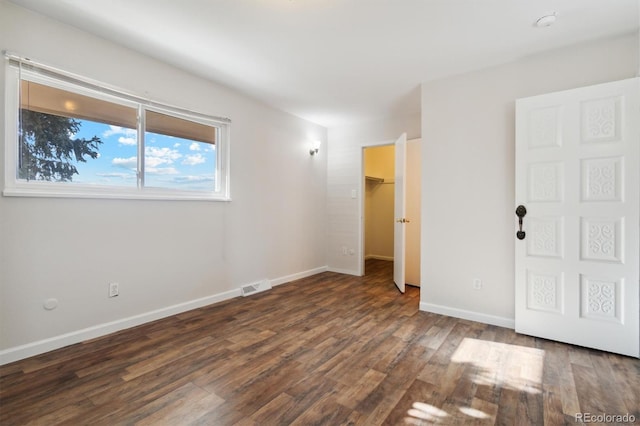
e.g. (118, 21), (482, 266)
(0, 1), (327, 363)
(327, 113), (420, 274)
(420, 33), (639, 327)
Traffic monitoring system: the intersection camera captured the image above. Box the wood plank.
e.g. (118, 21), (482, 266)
(135, 385), (224, 425)
(335, 369), (387, 410)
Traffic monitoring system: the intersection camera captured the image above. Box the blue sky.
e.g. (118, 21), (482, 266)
(72, 119), (216, 191)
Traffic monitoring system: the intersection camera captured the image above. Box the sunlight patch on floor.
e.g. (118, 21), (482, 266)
(405, 402), (449, 424)
(451, 337), (544, 394)
(458, 406), (490, 419)
(406, 338), (544, 423)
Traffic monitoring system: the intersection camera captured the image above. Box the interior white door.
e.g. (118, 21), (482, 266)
(515, 78), (639, 357)
(393, 133), (407, 293)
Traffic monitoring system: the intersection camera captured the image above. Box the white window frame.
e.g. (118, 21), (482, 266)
(3, 57), (231, 201)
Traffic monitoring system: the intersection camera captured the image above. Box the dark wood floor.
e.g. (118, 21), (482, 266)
(1, 260), (638, 425)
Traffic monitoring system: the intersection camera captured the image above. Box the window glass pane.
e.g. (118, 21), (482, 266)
(8, 67), (229, 200)
(19, 80), (138, 185)
(144, 111), (216, 191)
(75, 121), (138, 186)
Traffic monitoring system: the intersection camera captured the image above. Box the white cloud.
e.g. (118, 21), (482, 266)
(144, 147), (182, 175)
(103, 126), (123, 137)
(174, 143), (181, 148)
(112, 156), (137, 168)
(103, 125), (136, 138)
(182, 154), (206, 166)
(118, 136), (137, 146)
(145, 146), (181, 163)
(189, 142), (201, 151)
(103, 126), (137, 145)
(146, 167), (179, 175)
(145, 156), (167, 168)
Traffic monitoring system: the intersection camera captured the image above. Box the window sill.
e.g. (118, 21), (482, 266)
(3, 184), (231, 202)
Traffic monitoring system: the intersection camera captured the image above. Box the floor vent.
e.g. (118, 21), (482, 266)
(241, 279), (272, 297)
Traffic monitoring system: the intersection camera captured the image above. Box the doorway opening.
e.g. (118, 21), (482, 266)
(361, 139), (421, 289)
(363, 144), (394, 278)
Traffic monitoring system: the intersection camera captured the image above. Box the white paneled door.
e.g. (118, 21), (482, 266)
(515, 78), (639, 357)
(393, 133), (407, 293)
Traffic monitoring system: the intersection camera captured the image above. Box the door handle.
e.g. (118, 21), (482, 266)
(515, 205), (526, 240)
(396, 218), (410, 223)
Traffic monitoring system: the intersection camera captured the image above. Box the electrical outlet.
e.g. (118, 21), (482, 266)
(473, 278), (482, 290)
(109, 282), (119, 298)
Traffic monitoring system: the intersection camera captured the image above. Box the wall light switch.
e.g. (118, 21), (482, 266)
(351, 189), (357, 199)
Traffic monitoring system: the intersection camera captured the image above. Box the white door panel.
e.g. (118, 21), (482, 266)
(515, 78), (639, 357)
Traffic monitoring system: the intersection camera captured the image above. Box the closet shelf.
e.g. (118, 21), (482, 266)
(365, 176), (384, 183)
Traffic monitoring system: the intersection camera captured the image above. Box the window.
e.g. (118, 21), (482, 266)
(4, 57), (230, 200)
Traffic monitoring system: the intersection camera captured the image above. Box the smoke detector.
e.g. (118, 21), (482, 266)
(535, 13), (557, 28)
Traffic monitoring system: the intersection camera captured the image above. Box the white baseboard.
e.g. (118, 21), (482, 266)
(419, 302), (515, 329)
(0, 288), (241, 366)
(0, 266), (329, 365)
(270, 266), (328, 286)
(326, 267), (361, 276)
(364, 255), (394, 261)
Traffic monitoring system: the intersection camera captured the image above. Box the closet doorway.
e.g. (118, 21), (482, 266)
(362, 139), (421, 288)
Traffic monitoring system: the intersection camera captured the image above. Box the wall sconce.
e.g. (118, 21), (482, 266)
(310, 140), (321, 156)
